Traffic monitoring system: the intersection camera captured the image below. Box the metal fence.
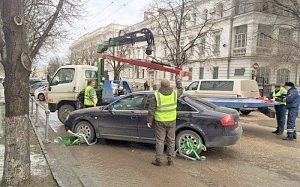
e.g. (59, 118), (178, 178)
(29, 96), (51, 143)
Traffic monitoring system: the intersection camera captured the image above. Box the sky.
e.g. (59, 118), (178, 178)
(42, 0), (151, 64)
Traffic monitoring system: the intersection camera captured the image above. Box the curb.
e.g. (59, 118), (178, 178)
(31, 114), (98, 187)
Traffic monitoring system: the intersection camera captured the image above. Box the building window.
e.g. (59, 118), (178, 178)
(142, 69), (145, 79)
(276, 68), (290, 84)
(188, 67), (193, 81)
(213, 67), (219, 79)
(214, 34), (221, 55)
(257, 24), (272, 55)
(192, 13), (197, 25)
(216, 3), (223, 18)
(199, 37), (206, 56)
(256, 67), (270, 84)
(278, 28), (292, 54)
(203, 9), (208, 20)
(235, 0), (255, 15)
(163, 71), (166, 78)
(233, 25), (247, 56)
(199, 67), (204, 79)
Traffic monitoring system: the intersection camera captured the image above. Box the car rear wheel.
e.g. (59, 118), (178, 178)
(38, 93), (45, 101)
(74, 121), (95, 143)
(176, 130), (204, 157)
(58, 104), (75, 124)
(240, 110), (251, 115)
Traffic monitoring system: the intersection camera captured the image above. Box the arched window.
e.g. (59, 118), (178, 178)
(216, 3), (224, 18)
(256, 67), (270, 84)
(276, 68), (290, 84)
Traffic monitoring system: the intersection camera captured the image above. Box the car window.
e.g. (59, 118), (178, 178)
(177, 100), (197, 112)
(110, 94), (146, 110)
(186, 81), (199, 91)
(200, 81), (234, 91)
(51, 68), (74, 85)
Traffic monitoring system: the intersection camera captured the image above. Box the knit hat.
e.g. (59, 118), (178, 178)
(284, 82), (294, 87)
(160, 79), (170, 88)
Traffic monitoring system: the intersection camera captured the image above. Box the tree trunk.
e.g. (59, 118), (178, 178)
(1, 0), (31, 186)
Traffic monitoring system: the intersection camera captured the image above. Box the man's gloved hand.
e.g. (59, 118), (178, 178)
(175, 74), (182, 81)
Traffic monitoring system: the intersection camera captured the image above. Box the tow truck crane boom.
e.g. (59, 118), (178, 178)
(95, 28), (191, 77)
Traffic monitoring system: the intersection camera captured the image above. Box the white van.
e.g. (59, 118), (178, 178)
(185, 79), (260, 98)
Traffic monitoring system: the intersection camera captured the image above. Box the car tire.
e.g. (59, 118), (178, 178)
(74, 121), (95, 143)
(58, 104), (75, 124)
(240, 110), (251, 115)
(38, 93), (45, 101)
(176, 130), (204, 157)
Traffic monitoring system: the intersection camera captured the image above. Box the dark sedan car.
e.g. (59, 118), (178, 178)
(65, 92), (242, 150)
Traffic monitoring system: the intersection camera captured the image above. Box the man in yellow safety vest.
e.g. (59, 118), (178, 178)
(147, 75), (183, 166)
(268, 84), (287, 135)
(84, 80), (98, 108)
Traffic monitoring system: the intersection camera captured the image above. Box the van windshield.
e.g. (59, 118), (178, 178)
(200, 81), (234, 91)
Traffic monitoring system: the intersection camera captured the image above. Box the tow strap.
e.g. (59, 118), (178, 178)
(176, 138), (207, 161)
(55, 130), (97, 146)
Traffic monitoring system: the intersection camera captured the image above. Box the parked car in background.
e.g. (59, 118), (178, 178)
(30, 81), (48, 95)
(29, 78), (43, 85)
(65, 91), (242, 157)
(34, 85), (47, 101)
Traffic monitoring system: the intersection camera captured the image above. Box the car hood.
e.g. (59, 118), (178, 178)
(70, 106), (105, 116)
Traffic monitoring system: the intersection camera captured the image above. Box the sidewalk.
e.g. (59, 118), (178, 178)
(32, 109), (97, 187)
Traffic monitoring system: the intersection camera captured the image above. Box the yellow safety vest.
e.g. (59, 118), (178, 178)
(272, 87), (287, 105)
(154, 91), (177, 122)
(84, 85), (98, 106)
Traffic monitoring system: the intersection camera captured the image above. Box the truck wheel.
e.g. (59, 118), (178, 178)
(58, 104), (75, 124)
(175, 130), (204, 157)
(240, 110), (251, 115)
(74, 121), (95, 143)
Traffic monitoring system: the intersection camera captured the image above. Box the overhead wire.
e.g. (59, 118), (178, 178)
(87, 0), (134, 32)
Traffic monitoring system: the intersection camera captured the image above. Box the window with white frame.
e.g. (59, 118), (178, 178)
(276, 68), (290, 84)
(199, 67), (204, 79)
(214, 34), (221, 55)
(216, 3), (223, 18)
(257, 24), (272, 55)
(233, 25), (247, 56)
(256, 67), (270, 84)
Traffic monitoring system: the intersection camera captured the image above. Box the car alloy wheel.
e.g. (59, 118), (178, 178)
(176, 130), (204, 156)
(74, 121), (95, 143)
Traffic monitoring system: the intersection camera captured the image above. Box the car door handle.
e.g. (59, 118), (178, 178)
(131, 116), (137, 120)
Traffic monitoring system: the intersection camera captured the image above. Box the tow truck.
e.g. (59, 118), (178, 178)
(47, 28), (191, 123)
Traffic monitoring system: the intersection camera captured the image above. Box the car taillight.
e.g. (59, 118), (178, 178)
(220, 114), (234, 126)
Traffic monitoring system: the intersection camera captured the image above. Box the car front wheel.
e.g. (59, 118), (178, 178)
(175, 130), (204, 157)
(74, 121), (95, 143)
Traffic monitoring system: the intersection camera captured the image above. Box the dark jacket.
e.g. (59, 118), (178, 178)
(147, 78), (183, 125)
(285, 87), (300, 108)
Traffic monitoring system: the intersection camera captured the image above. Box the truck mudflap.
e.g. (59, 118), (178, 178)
(202, 97), (277, 109)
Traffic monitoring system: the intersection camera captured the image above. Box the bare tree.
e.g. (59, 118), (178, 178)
(0, 0), (83, 185)
(106, 46), (131, 80)
(47, 57), (62, 76)
(1, 0), (31, 185)
(147, 0), (214, 67)
(25, 0), (84, 59)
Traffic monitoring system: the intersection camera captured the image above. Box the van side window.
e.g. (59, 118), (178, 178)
(200, 81), (234, 91)
(186, 81), (199, 91)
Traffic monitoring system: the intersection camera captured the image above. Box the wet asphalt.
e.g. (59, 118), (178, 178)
(45, 110), (300, 187)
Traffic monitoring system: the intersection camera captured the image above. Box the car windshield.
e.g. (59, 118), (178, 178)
(183, 95), (218, 110)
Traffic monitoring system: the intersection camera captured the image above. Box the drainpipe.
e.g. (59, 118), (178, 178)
(227, 16), (234, 79)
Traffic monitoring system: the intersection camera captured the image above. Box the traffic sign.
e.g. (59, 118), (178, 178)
(253, 63), (259, 69)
